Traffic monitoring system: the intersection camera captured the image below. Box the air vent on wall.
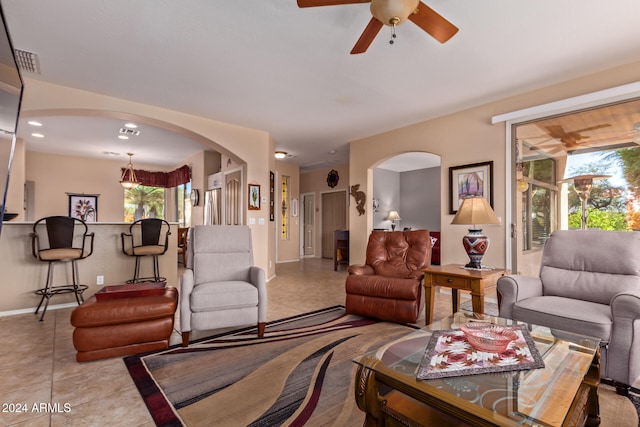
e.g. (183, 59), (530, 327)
(119, 128), (140, 136)
(14, 49), (41, 74)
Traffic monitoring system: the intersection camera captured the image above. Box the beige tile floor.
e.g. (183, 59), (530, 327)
(0, 258), (634, 426)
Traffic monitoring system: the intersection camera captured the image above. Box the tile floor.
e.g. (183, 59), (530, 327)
(0, 258), (632, 426)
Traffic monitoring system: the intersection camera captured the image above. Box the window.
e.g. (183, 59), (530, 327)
(124, 185), (165, 222)
(512, 97), (640, 274)
(175, 181), (191, 227)
(521, 156), (557, 251)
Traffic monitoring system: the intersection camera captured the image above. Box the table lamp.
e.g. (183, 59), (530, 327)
(450, 197), (500, 269)
(388, 211), (401, 231)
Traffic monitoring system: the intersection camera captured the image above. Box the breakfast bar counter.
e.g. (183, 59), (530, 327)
(0, 221), (178, 315)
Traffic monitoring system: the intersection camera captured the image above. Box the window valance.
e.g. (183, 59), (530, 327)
(121, 164), (191, 188)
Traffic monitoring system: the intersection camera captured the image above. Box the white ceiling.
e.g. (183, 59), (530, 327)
(3, 0), (640, 170)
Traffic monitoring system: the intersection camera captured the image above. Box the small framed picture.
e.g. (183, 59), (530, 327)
(449, 161), (493, 214)
(248, 184), (260, 210)
(68, 194), (98, 222)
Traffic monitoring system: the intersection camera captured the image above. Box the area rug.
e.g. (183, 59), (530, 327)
(460, 299), (499, 316)
(124, 306), (418, 427)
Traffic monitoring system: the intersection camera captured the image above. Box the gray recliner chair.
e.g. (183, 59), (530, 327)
(180, 225), (267, 346)
(497, 229), (640, 393)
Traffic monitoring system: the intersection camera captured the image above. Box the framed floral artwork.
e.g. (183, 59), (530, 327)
(248, 184), (260, 210)
(449, 161), (493, 214)
(68, 194), (98, 222)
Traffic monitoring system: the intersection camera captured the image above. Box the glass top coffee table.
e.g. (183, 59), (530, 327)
(353, 312), (600, 427)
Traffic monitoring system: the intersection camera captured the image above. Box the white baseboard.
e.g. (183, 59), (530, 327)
(276, 258), (301, 264)
(0, 302), (78, 318)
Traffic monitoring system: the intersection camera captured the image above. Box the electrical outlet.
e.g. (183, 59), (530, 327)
(96, 275), (104, 285)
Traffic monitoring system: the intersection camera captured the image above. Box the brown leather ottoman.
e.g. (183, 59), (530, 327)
(70, 286), (178, 362)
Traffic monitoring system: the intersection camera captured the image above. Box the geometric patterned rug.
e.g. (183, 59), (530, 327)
(124, 306), (417, 426)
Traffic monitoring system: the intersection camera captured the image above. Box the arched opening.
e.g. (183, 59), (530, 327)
(371, 151), (441, 263)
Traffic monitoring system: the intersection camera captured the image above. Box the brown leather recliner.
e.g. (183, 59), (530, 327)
(345, 230), (432, 323)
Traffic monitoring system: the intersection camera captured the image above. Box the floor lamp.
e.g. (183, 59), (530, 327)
(560, 174), (610, 230)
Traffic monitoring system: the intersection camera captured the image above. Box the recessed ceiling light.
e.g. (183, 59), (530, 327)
(27, 120), (42, 126)
(124, 123), (138, 129)
(118, 135), (129, 140)
(31, 133), (44, 138)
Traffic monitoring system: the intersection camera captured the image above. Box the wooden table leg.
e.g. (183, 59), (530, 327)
(451, 289), (460, 313)
(470, 278), (485, 315)
(424, 283), (435, 325)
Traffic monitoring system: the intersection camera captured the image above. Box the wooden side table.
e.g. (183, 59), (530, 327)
(422, 264), (508, 325)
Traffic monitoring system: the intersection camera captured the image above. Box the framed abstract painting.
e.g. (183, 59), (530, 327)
(449, 161), (493, 214)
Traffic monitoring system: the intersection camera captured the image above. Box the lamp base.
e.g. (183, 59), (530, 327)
(462, 228), (490, 270)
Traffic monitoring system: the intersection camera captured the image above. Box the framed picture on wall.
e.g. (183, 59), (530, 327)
(448, 161), (493, 214)
(68, 193), (99, 222)
(248, 184), (260, 210)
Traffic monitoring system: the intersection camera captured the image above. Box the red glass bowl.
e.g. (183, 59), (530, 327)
(460, 323), (518, 353)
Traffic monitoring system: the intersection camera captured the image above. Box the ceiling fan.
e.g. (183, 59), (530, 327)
(543, 124), (611, 148)
(296, 0), (459, 54)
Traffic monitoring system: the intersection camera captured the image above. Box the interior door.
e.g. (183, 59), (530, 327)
(321, 191), (347, 259)
(303, 194), (314, 256)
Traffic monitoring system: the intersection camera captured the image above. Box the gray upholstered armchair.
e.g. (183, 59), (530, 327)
(497, 230), (640, 392)
(180, 225), (267, 347)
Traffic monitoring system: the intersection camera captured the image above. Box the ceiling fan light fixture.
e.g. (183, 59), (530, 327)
(370, 0), (419, 26)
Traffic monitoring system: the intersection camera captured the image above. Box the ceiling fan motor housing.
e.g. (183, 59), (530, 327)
(370, 0), (419, 26)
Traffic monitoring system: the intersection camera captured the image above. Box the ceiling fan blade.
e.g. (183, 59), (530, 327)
(351, 18), (383, 54)
(297, 0), (370, 7)
(544, 125), (568, 139)
(408, 1), (458, 43)
(574, 124), (611, 133)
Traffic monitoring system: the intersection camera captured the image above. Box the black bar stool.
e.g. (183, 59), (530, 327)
(121, 218), (171, 283)
(31, 216), (94, 321)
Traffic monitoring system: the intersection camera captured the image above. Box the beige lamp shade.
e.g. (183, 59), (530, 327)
(388, 210), (401, 231)
(451, 197), (499, 226)
(370, 0), (419, 26)
(388, 211), (401, 221)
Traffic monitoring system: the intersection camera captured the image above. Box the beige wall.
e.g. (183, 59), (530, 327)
(300, 163), (349, 258)
(275, 160), (300, 263)
(349, 61), (640, 267)
(17, 78), (274, 274)
(25, 151), (170, 222)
